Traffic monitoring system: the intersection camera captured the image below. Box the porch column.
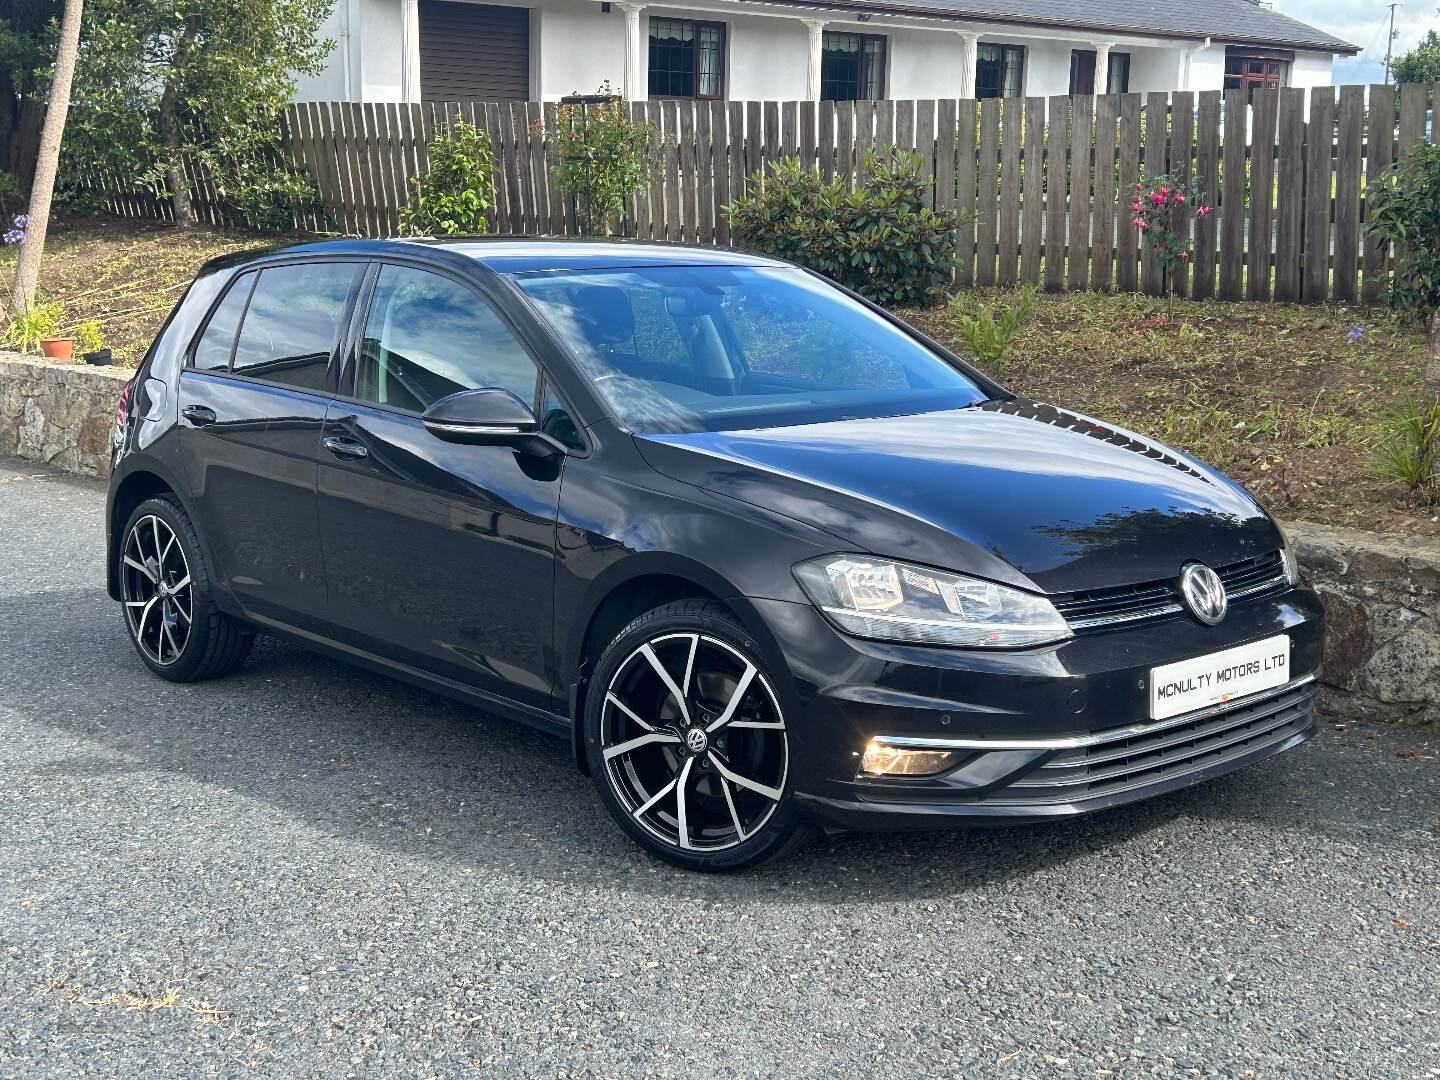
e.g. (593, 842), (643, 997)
(1093, 41), (1114, 94)
(805, 20), (827, 101)
(620, 3), (647, 100)
(958, 32), (979, 100)
(400, 0), (422, 103)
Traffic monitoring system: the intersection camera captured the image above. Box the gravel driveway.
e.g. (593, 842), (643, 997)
(1, 456), (1436, 1079)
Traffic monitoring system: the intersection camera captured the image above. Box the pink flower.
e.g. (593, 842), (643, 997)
(1197, 205), (1214, 218)
(1134, 182), (1143, 191)
(1179, 251), (1191, 261)
(1174, 194), (1185, 206)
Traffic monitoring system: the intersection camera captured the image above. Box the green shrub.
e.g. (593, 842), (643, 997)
(726, 150), (974, 307)
(399, 119), (496, 236)
(1366, 141), (1440, 394)
(74, 319), (106, 356)
(0, 172), (22, 218)
(543, 86), (660, 236)
(1376, 398), (1440, 503)
(947, 284), (1036, 369)
(4, 301), (65, 354)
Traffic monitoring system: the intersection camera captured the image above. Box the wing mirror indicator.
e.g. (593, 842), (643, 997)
(421, 388), (565, 459)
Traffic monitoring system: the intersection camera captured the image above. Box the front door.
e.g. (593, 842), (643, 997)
(316, 262), (562, 711)
(175, 260), (362, 630)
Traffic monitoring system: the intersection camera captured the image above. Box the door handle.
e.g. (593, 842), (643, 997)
(322, 435), (369, 460)
(181, 404), (217, 427)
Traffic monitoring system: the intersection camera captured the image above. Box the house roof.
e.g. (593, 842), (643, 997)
(765, 0), (1360, 53)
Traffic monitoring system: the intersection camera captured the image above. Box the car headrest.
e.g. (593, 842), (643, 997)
(569, 285), (635, 345)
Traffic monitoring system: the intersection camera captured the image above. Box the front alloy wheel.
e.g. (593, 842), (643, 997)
(587, 601), (810, 870)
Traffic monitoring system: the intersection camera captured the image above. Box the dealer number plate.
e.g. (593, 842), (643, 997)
(1149, 634), (1291, 720)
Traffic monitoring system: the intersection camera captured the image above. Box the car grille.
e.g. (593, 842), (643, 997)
(1054, 550), (1289, 632)
(994, 680), (1316, 805)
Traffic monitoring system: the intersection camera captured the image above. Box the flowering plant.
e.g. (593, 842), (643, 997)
(3, 214), (26, 247)
(1130, 175), (1213, 317)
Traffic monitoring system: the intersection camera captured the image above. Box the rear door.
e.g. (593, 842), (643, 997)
(316, 261), (566, 711)
(176, 259), (363, 630)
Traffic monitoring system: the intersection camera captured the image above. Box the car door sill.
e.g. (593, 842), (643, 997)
(242, 611), (571, 740)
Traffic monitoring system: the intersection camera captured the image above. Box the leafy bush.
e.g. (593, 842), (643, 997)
(0, 173), (22, 219)
(947, 284), (1036, 369)
(399, 119), (497, 237)
(541, 86), (660, 236)
(1377, 399), (1440, 503)
(726, 150), (973, 307)
(74, 319), (106, 356)
(4, 301), (65, 353)
(1367, 141), (1440, 394)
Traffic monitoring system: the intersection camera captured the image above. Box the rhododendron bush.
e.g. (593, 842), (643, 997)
(1130, 174), (1213, 317)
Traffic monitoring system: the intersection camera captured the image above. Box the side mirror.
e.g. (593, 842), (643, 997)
(421, 388), (564, 458)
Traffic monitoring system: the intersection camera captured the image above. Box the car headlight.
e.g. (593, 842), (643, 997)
(1280, 542), (1300, 585)
(793, 556), (1072, 648)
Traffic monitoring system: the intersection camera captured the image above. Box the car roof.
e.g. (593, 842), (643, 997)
(199, 236), (790, 276)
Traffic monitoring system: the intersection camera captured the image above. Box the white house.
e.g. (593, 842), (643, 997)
(294, 0), (1357, 104)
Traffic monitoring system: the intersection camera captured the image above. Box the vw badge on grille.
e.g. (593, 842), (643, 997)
(1179, 562), (1228, 625)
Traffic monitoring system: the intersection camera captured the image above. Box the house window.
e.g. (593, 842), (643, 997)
(649, 17), (725, 99)
(1073, 50), (1131, 95)
(1108, 52), (1131, 94)
(975, 43), (1024, 99)
(822, 32), (886, 101)
(1224, 47), (1290, 101)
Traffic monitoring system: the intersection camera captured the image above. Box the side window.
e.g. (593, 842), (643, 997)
(232, 262), (358, 391)
(191, 272), (255, 372)
(355, 265), (538, 413)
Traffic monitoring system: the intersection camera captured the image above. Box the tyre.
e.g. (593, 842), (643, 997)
(584, 599), (813, 871)
(118, 496), (254, 682)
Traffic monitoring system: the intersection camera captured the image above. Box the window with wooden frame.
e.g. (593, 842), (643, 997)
(648, 17), (725, 99)
(1224, 46), (1291, 101)
(821, 31), (886, 101)
(975, 43), (1024, 99)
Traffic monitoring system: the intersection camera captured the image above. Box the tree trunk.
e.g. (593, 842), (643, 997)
(8, 0), (84, 318)
(157, 83), (195, 228)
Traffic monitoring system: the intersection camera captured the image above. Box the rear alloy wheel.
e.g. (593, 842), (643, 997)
(118, 497), (254, 682)
(586, 601), (810, 870)
(121, 513), (193, 667)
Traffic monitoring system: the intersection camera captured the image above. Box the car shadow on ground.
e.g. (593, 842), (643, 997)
(6, 583), (1431, 905)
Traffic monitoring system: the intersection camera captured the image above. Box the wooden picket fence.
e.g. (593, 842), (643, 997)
(77, 83), (1439, 303)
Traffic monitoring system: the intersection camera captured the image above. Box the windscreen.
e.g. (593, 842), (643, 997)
(512, 266), (988, 433)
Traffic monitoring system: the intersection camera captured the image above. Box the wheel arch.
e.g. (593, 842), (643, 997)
(106, 462), (201, 601)
(563, 554), (790, 774)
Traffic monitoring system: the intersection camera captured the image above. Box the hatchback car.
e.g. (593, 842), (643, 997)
(107, 238), (1324, 871)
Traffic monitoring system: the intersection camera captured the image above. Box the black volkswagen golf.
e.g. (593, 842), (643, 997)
(107, 238), (1324, 870)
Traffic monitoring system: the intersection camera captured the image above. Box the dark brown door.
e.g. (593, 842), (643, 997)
(419, 0), (530, 101)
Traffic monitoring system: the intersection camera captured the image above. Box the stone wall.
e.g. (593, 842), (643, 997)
(2, 350), (1436, 729)
(0, 350), (129, 477)
(1287, 522), (1440, 731)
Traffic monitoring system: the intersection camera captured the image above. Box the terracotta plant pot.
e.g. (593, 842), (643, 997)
(39, 338), (74, 360)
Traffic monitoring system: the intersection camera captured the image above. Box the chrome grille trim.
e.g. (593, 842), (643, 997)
(1056, 551), (1290, 633)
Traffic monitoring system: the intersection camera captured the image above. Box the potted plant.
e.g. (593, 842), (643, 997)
(75, 319), (110, 365)
(3, 301), (66, 356)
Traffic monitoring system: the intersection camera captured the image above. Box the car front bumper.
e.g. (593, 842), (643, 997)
(749, 584), (1325, 830)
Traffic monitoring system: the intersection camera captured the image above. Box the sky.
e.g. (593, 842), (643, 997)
(1273, 0), (1438, 83)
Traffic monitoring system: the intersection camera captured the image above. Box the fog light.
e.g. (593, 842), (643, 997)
(860, 740), (961, 778)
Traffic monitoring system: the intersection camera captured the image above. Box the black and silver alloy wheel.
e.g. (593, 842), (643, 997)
(121, 513), (193, 666)
(587, 600), (809, 870)
(117, 496), (254, 682)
